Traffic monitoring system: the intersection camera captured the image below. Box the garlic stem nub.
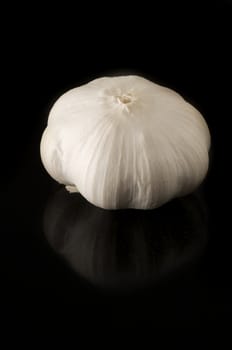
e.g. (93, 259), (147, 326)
(117, 93), (133, 104)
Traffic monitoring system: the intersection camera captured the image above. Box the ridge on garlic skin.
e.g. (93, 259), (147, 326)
(40, 75), (211, 210)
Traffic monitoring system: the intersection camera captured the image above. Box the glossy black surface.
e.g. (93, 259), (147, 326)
(2, 1), (232, 336)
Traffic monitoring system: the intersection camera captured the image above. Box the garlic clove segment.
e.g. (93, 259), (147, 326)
(40, 75), (210, 210)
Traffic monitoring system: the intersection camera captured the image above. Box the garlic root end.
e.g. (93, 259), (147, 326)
(65, 185), (79, 193)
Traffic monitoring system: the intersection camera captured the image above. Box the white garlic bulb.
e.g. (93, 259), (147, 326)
(40, 75), (210, 209)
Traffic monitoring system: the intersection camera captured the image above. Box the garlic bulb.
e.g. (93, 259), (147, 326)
(40, 75), (210, 209)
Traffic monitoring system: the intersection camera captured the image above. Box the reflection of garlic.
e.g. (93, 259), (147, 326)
(44, 189), (208, 289)
(40, 75), (210, 209)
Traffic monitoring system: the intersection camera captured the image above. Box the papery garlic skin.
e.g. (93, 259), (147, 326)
(40, 75), (210, 209)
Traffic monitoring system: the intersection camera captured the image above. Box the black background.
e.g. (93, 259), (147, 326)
(2, 0), (232, 340)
